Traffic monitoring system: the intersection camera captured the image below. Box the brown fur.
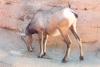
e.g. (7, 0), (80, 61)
(21, 8), (84, 63)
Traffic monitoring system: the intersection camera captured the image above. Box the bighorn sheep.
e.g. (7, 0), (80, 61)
(21, 7), (84, 62)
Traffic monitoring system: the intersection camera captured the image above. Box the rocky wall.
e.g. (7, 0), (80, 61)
(0, 0), (100, 43)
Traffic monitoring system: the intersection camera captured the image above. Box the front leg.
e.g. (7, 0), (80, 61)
(43, 34), (48, 56)
(38, 32), (44, 58)
(57, 27), (71, 63)
(21, 35), (33, 52)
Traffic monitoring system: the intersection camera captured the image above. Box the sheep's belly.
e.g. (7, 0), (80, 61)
(50, 27), (68, 37)
(49, 20), (70, 37)
(51, 29), (61, 36)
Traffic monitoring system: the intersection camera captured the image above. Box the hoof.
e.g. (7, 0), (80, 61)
(80, 56), (84, 61)
(62, 59), (68, 63)
(28, 48), (33, 52)
(43, 52), (46, 56)
(29, 49), (33, 52)
(38, 53), (46, 58)
(38, 55), (43, 58)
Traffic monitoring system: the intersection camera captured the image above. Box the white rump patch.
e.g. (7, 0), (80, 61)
(63, 8), (77, 26)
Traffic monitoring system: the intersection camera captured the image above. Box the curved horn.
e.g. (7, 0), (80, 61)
(67, 1), (71, 8)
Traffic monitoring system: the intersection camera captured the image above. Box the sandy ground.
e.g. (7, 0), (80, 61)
(0, 29), (100, 67)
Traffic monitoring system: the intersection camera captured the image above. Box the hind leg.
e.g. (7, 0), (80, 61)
(62, 34), (71, 63)
(70, 25), (84, 60)
(57, 27), (71, 63)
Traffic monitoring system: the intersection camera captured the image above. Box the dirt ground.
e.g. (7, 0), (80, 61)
(0, 29), (100, 67)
